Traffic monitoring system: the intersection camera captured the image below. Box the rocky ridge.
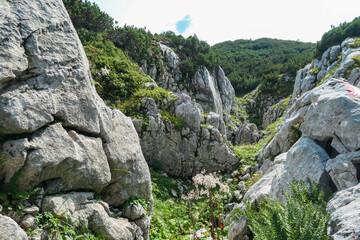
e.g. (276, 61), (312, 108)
(229, 38), (360, 240)
(0, 0), (151, 239)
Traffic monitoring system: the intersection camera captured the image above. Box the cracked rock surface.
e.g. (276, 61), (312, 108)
(0, 0), (152, 239)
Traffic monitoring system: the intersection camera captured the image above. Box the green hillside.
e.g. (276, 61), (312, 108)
(212, 38), (315, 95)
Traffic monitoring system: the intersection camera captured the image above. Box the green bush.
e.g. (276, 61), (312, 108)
(233, 179), (331, 240)
(85, 37), (150, 104)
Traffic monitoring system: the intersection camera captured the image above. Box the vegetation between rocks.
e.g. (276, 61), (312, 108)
(233, 179), (331, 240)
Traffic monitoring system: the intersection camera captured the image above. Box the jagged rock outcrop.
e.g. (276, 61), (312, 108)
(136, 42), (240, 177)
(292, 37), (360, 103)
(134, 94), (238, 178)
(0, 0), (152, 238)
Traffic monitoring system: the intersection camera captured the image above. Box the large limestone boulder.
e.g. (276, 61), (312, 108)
(327, 184), (360, 240)
(0, 0), (152, 238)
(269, 137), (330, 203)
(0, 215), (28, 240)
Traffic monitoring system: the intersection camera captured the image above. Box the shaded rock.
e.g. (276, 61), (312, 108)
(0, 214), (27, 240)
(326, 151), (360, 191)
(327, 184), (360, 240)
(0, 138), (30, 183)
(175, 93), (202, 132)
(123, 204), (147, 221)
(244, 163), (284, 206)
(21, 214), (36, 230)
(237, 181), (246, 192)
(228, 215), (248, 240)
(23, 205), (39, 216)
(234, 123), (259, 145)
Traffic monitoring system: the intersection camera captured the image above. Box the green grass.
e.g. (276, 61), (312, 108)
(150, 170), (229, 239)
(232, 117), (283, 166)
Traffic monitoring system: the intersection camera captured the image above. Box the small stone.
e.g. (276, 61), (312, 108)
(0, 205), (2, 213)
(231, 170), (239, 177)
(242, 165), (251, 174)
(237, 181), (246, 192)
(171, 189), (178, 197)
(227, 178), (234, 184)
(239, 173), (250, 181)
(234, 191), (243, 201)
(21, 214), (37, 230)
(228, 215), (248, 240)
(123, 204), (146, 221)
(225, 203), (236, 211)
(22, 206), (39, 216)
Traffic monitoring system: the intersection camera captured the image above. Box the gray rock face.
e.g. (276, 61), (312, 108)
(327, 184), (360, 240)
(269, 137), (330, 203)
(214, 67), (235, 114)
(193, 67), (223, 116)
(326, 151), (360, 191)
(175, 93), (202, 132)
(245, 163), (284, 205)
(0, 215), (28, 240)
(234, 123), (260, 145)
(0, 0), (152, 238)
(42, 192), (144, 240)
(136, 91), (238, 178)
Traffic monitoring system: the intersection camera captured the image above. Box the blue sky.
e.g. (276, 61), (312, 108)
(176, 15), (191, 34)
(91, 0), (360, 45)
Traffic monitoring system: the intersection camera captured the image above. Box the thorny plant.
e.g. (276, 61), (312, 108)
(182, 170), (230, 240)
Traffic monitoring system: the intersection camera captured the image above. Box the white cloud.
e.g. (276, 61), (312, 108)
(91, 0), (360, 45)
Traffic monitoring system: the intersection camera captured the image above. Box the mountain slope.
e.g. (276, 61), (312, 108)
(212, 38), (315, 95)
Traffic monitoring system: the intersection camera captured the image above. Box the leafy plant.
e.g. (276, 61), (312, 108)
(233, 179), (331, 240)
(0, 168), (40, 212)
(35, 212), (103, 239)
(160, 110), (185, 131)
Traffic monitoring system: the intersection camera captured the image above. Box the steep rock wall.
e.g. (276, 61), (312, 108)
(0, 0), (152, 239)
